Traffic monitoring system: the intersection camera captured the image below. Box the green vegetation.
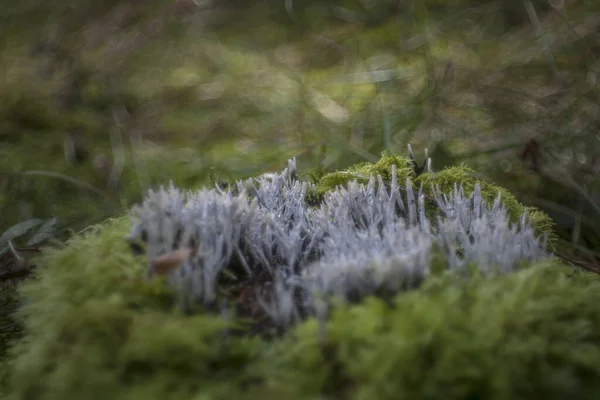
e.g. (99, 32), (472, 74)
(3, 214), (600, 399)
(0, 154), (581, 398)
(312, 152), (556, 245)
(1, 0), (600, 397)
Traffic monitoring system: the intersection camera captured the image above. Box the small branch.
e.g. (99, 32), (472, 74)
(554, 252), (600, 275)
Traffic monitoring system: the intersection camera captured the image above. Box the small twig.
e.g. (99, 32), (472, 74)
(554, 252), (600, 275)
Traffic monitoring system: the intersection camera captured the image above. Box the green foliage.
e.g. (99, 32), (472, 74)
(0, 218), (59, 256)
(266, 261), (600, 400)
(3, 214), (600, 398)
(4, 218), (262, 399)
(0, 158), (581, 398)
(1, 0), (599, 394)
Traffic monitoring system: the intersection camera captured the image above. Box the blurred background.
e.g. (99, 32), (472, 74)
(0, 0), (599, 269)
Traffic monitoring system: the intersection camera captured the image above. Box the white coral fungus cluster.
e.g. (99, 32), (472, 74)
(127, 158), (548, 328)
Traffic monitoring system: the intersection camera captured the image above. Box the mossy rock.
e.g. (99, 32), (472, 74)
(3, 155), (598, 399)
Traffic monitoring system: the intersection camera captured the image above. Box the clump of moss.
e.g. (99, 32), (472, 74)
(311, 151), (415, 201)
(3, 153), (593, 399)
(414, 165), (557, 248)
(311, 153), (555, 246)
(264, 261), (600, 399)
(5, 218), (265, 399)
(5, 223), (600, 399)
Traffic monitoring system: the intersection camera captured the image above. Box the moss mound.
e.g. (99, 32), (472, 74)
(2, 155), (597, 399)
(267, 262), (600, 399)
(4, 218), (600, 399)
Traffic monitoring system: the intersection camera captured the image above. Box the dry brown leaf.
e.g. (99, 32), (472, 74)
(151, 247), (194, 276)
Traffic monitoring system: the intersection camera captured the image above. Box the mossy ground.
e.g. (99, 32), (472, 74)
(2, 156), (598, 399)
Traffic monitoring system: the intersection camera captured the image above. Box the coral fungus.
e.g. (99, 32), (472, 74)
(127, 151), (550, 331)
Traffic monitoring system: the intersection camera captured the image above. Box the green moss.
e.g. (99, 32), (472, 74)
(311, 153), (556, 245)
(311, 152), (415, 203)
(264, 262), (600, 399)
(315, 152), (414, 194)
(4, 222), (600, 399)
(415, 165), (557, 248)
(1, 155), (588, 399)
(5, 218), (265, 400)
